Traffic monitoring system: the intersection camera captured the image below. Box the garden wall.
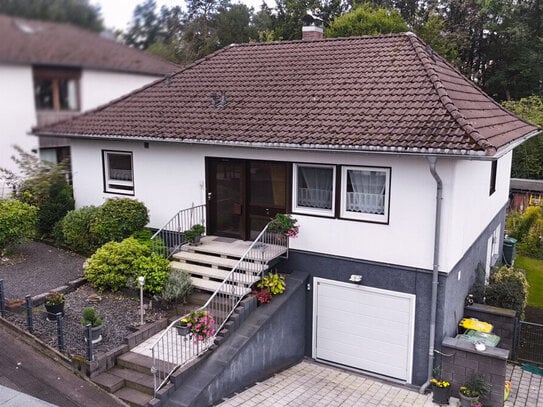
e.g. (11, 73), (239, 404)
(463, 303), (516, 351)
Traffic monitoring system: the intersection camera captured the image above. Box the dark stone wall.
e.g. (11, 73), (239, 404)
(163, 271), (308, 407)
(441, 337), (509, 407)
(278, 251), (433, 386)
(463, 303), (516, 351)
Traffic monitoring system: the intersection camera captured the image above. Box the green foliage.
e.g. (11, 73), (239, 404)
(268, 213), (299, 237)
(81, 307), (102, 327)
(59, 206), (100, 254)
(325, 4), (408, 38)
(161, 270), (193, 303)
(90, 198), (149, 245)
(0, 199), (37, 255)
(0, 146), (74, 238)
(507, 207), (543, 259)
(184, 224), (205, 243)
(0, 0), (104, 32)
(503, 97), (543, 180)
(257, 273), (286, 295)
(85, 237), (169, 294)
(485, 265), (529, 316)
(460, 373), (491, 399)
(516, 256), (543, 308)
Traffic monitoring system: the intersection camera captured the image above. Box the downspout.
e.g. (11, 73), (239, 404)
(420, 156), (443, 393)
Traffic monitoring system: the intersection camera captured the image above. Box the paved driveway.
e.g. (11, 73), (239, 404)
(219, 360), (543, 407)
(218, 360), (438, 407)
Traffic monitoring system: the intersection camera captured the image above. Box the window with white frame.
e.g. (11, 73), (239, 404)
(340, 166), (390, 223)
(293, 164), (335, 216)
(103, 151), (134, 194)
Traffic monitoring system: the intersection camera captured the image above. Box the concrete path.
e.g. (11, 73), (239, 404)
(0, 384), (58, 406)
(505, 363), (543, 407)
(0, 323), (126, 407)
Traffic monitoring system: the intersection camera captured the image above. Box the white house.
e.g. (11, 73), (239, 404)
(35, 30), (539, 387)
(0, 14), (178, 194)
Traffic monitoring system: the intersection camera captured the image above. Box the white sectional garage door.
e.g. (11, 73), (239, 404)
(313, 278), (416, 382)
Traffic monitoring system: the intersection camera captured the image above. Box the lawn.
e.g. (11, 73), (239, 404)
(516, 256), (543, 308)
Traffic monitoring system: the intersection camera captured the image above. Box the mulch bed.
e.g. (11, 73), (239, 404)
(1, 241), (168, 358)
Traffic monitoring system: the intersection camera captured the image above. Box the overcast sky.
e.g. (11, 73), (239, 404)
(94, 0), (268, 32)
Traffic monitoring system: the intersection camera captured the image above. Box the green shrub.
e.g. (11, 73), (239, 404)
(60, 206), (100, 254)
(517, 218), (543, 259)
(90, 198), (149, 245)
(85, 237), (169, 294)
(81, 307), (102, 327)
(35, 177), (74, 237)
(0, 199), (38, 254)
(162, 270), (193, 303)
(485, 265), (529, 316)
(509, 206), (541, 242)
(131, 229), (166, 255)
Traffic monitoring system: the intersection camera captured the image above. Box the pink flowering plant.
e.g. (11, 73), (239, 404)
(182, 310), (215, 341)
(268, 214), (299, 238)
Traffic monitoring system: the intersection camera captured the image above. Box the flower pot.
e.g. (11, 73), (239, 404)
(177, 325), (190, 336)
(84, 325), (103, 344)
(432, 385), (451, 405)
(45, 302), (65, 321)
(459, 392), (479, 407)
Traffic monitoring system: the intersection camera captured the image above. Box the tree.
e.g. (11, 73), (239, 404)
(325, 3), (408, 38)
(216, 3), (254, 47)
(0, 0), (103, 31)
(124, 0), (162, 49)
(502, 96), (543, 180)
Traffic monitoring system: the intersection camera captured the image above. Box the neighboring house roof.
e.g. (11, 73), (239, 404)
(0, 14), (179, 75)
(510, 178), (543, 193)
(34, 33), (540, 157)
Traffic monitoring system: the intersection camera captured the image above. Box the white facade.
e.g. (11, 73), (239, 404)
(0, 65), (38, 174)
(70, 139), (509, 273)
(80, 70), (160, 111)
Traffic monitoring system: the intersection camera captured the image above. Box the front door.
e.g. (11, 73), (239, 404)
(206, 158), (289, 240)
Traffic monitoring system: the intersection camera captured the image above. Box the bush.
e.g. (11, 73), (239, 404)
(131, 229), (166, 255)
(510, 206), (541, 243)
(85, 237), (169, 294)
(35, 177), (74, 237)
(517, 218), (543, 259)
(161, 269), (193, 303)
(59, 206), (100, 254)
(90, 198), (149, 245)
(0, 199), (37, 254)
(485, 265), (529, 316)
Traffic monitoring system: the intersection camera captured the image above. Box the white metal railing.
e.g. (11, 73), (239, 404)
(150, 222), (288, 396)
(151, 204), (206, 258)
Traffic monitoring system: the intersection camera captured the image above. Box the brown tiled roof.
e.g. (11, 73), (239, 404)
(34, 33), (539, 156)
(0, 15), (178, 75)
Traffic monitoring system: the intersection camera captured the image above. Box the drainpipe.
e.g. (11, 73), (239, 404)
(420, 156), (443, 394)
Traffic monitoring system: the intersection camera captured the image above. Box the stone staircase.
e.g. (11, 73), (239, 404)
(93, 352), (173, 407)
(169, 236), (276, 295)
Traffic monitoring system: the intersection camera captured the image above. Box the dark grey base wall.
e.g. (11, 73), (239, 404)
(278, 252), (433, 386)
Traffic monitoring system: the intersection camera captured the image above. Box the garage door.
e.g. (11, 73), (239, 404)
(312, 278), (415, 382)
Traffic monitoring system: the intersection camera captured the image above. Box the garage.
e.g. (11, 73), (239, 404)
(312, 278), (416, 382)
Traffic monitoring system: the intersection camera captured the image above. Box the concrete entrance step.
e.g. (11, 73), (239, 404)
(171, 261), (260, 285)
(191, 277), (252, 297)
(185, 236), (286, 262)
(114, 387), (151, 407)
(173, 251), (267, 273)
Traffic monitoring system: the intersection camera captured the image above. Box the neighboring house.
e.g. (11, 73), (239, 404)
(509, 178), (543, 211)
(0, 14), (178, 181)
(35, 28), (539, 387)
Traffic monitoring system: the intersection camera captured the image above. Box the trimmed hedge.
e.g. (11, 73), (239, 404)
(0, 199), (37, 254)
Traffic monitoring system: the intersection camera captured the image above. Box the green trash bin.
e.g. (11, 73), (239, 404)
(503, 236), (517, 266)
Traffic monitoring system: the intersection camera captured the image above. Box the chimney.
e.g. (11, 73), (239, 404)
(302, 12), (324, 40)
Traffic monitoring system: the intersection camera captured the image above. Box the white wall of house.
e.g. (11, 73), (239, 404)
(0, 64), (38, 174)
(80, 70), (161, 111)
(70, 139), (509, 272)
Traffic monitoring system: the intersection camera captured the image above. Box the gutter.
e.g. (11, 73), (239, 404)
(420, 156), (443, 394)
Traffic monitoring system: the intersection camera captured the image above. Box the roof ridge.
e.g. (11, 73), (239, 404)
(406, 33), (496, 155)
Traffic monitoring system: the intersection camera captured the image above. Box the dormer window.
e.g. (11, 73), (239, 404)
(33, 67), (80, 111)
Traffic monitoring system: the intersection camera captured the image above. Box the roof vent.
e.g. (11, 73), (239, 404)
(302, 12), (324, 40)
(14, 19), (38, 34)
(210, 91), (228, 109)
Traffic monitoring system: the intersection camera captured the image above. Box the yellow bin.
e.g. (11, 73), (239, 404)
(459, 318), (493, 333)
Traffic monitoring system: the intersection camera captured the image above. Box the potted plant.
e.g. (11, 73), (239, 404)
(268, 213), (299, 238)
(184, 224), (205, 245)
(179, 309), (215, 341)
(81, 306), (103, 344)
(459, 373), (491, 407)
(430, 368), (451, 405)
(176, 317), (191, 336)
(44, 292), (65, 321)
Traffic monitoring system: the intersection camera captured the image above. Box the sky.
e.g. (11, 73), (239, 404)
(94, 0), (268, 32)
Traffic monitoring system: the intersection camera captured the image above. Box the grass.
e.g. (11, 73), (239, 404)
(516, 256), (543, 308)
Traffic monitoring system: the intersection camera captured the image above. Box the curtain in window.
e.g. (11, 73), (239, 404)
(298, 166), (333, 209)
(346, 169), (386, 214)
